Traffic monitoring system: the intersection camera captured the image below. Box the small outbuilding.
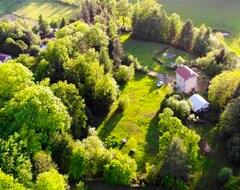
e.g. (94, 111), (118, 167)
(0, 53), (12, 63)
(188, 94), (209, 113)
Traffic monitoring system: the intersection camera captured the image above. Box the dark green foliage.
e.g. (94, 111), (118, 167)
(29, 45), (41, 56)
(68, 147), (85, 180)
(218, 97), (240, 137)
(227, 136), (240, 164)
(33, 151), (58, 177)
(178, 20), (194, 51)
(0, 133), (32, 186)
(160, 137), (191, 183)
(76, 181), (88, 190)
(3, 38), (28, 57)
(0, 19), (40, 56)
(51, 81), (87, 139)
(218, 167), (233, 184)
(158, 108), (200, 183)
(49, 133), (76, 174)
(99, 47), (113, 74)
(224, 176), (240, 190)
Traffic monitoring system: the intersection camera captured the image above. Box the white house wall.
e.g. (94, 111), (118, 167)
(176, 74), (185, 91)
(185, 76), (197, 93)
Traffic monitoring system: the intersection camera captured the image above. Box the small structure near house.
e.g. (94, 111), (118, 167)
(0, 53), (12, 63)
(175, 65), (198, 93)
(188, 94), (209, 113)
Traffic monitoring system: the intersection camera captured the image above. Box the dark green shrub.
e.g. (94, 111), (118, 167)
(218, 167), (233, 184)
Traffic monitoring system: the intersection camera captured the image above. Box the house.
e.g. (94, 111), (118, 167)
(175, 65), (198, 93)
(0, 53), (12, 63)
(188, 94), (209, 113)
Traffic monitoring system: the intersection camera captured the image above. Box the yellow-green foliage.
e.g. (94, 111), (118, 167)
(98, 72), (171, 169)
(208, 69), (240, 109)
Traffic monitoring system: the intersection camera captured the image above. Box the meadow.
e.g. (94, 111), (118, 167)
(97, 72), (171, 170)
(160, 0), (240, 37)
(0, 0), (78, 21)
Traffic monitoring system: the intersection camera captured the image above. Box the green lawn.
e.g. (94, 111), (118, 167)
(160, 0), (240, 38)
(97, 72), (171, 170)
(0, 0), (78, 21)
(121, 34), (197, 72)
(156, 46), (197, 64)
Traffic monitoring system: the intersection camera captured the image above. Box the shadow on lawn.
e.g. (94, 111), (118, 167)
(97, 109), (123, 140)
(144, 110), (161, 157)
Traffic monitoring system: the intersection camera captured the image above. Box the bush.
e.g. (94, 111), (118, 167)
(33, 151), (58, 177)
(115, 64), (135, 83)
(3, 38), (28, 56)
(227, 136), (240, 165)
(118, 95), (130, 111)
(29, 45), (41, 56)
(68, 147), (85, 181)
(103, 159), (135, 185)
(218, 167), (233, 184)
(76, 181), (88, 190)
(224, 176), (240, 190)
(145, 163), (158, 184)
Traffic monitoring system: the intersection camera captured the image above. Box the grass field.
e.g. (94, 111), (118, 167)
(97, 73), (171, 170)
(156, 46), (197, 64)
(160, 0), (240, 38)
(0, 0), (78, 21)
(121, 34), (197, 72)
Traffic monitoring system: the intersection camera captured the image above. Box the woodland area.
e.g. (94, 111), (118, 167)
(0, 0), (240, 190)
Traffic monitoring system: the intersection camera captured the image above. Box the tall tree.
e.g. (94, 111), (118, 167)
(167, 13), (182, 44)
(208, 70), (240, 109)
(51, 81), (87, 139)
(0, 62), (33, 107)
(178, 20), (194, 51)
(0, 85), (71, 153)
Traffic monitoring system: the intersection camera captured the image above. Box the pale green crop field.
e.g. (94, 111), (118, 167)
(0, 0), (78, 21)
(160, 0), (240, 37)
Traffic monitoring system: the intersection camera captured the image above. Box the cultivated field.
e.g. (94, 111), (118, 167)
(160, 0), (240, 37)
(0, 0), (78, 21)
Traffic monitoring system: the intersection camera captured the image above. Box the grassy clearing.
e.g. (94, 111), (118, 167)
(97, 72), (171, 170)
(156, 47), (197, 64)
(0, 0), (78, 21)
(160, 0), (240, 38)
(121, 34), (197, 73)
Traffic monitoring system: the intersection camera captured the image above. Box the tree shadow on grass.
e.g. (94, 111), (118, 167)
(97, 109), (123, 140)
(144, 110), (161, 157)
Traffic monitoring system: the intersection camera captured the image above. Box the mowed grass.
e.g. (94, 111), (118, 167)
(121, 34), (197, 72)
(0, 0), (78, 21)
(156, 47), (197, 64)
(121, 34), (168, 72)
(160, 0), (240, 38)
(97, 72), (171, 170)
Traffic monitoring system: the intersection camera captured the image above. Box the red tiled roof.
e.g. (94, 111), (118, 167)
(0, 53), (11, 63)
(175, 65), (198, 80)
